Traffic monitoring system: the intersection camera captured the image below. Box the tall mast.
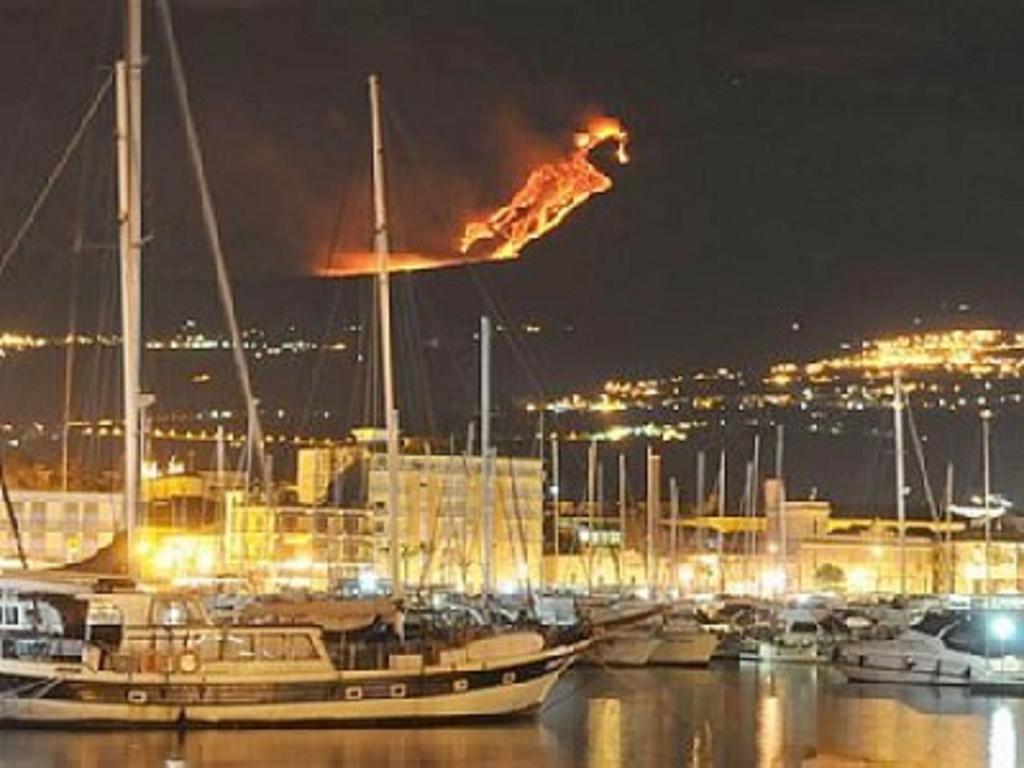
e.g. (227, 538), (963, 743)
(645, 447), (660, 594)
(669, 476), (679, 594)
(775, 425), (786, 559)
(369, 74), (402, 599)
(717, 448), (725, 592)
(742, 460), (753, 588)
(117, 0), (143, 570)
(551, 433), (560, 586)
(944, 460), (954, 593)
(618, 452), (627, 589)
(587, 438), (597, 593)
(893, 372), (907, 598)
(597, 457), (605, 582)
(480, 315), (494, 599)
(981, 409), (992, 595)
(750, 432), (760, 560)
(695, 450), (705, 558)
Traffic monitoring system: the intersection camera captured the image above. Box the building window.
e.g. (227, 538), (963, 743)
(30, 503), (46, 530)
(83, 503), (99, 531)
(28, 533), (44, 556)
(63, 502), (81, 530)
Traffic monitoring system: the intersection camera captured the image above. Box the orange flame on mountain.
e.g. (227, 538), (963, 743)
(319, 116), (628, 277)
(459, 116), (629, 261)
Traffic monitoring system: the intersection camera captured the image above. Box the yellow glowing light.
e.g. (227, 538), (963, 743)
(847, 567), (874, 593)
(760, 567), (786, 593)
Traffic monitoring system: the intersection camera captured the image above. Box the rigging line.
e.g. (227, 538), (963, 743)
(0, 72), (113, 281)
(62, 96), (103, 491)
(303, 154), (364, 434)
(417, 465), (452, 592)
(494, 472), (523, 587)
(507, 457), (533, 599)
(905, 398), (939, 523)
(298, 281), (346, 436)
(395, 277), (437, 436)
(381, 95), (456, 235)
(156, 0), (267, 475)
(0, 450), (28, 569)
(465, 266), (548, 400)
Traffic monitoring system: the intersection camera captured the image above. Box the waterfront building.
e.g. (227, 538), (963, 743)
(0, 490), (121, 567)
(364, 452), (544, 594)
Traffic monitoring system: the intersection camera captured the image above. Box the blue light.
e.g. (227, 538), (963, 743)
(990, 615), (1015, 643)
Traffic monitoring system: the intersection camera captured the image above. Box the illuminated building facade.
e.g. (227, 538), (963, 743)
(364, 453), (544, 594)
(0, 490), (121, 567)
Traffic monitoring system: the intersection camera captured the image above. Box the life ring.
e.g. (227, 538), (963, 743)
(178, 650), (200, 674)
(127, 689), (148, 705)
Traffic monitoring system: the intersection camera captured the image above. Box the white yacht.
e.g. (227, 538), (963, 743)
(585, 602), (718, 667)
(754, 607), (832, 664)
(837, 608), (1024, 688)
(647, 608), (721, 666)
(0, 572), (584, 726)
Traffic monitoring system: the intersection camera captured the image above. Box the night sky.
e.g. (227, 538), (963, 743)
(3, 0), (1024, 384)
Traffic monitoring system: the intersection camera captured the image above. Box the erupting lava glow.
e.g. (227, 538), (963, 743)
(459, 116), (629, 262)
(319, 251), (454, 277)
(319, 116), (629, 277)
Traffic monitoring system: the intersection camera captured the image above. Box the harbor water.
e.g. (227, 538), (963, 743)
(0, 664), (1018, 767)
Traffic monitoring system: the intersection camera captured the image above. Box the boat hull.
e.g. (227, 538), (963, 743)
(0, 645), (581, 727)
(648, 632), (719, 666)
(585, 634), (660, 667)
(755, 641), (828, 665)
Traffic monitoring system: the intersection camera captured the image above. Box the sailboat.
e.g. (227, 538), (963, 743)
(583, 450), (718, 667)
(0, 0), (584, 726)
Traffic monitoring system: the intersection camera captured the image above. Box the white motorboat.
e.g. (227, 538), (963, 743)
(586, 604), (718, 667)
(837, 608), (1024, 689)
(648, 609), (720, 666)
(754, 608), (832, 664)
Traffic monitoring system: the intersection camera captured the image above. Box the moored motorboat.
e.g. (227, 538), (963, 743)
(584, 602), (718, 667)
(836, 607), (1024, 690)
(648, 607), (720, 666)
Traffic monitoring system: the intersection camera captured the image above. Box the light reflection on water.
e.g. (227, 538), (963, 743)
(0, 665), (1017, 767)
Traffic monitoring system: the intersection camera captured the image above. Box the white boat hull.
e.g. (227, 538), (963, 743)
(0, 644), (582, 727)
(587, 634), (661, 667)
(648, 631), (719, 666)
(0, 668), (564, 725)
(756, 641), (828, 665)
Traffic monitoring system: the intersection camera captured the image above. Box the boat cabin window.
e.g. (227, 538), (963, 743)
(150, 598), (203, 627)
(943, 612), (1024, 657)
(186, 631), (319, 663)
(189, 632), (256, 663)
(790, 621), (819, 634)
(290, 634), (317, 661)
(258, 634), (287, 661)
(223, 633), (256, 662)
(912, 611), (958, 637)
(2, 605), (19, 628)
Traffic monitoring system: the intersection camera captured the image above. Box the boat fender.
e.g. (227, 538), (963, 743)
(903, 656), (915, 670)
(127, 689), (148, 705)
(935, 660), (941, 676)
(179, 651), (200, 674)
